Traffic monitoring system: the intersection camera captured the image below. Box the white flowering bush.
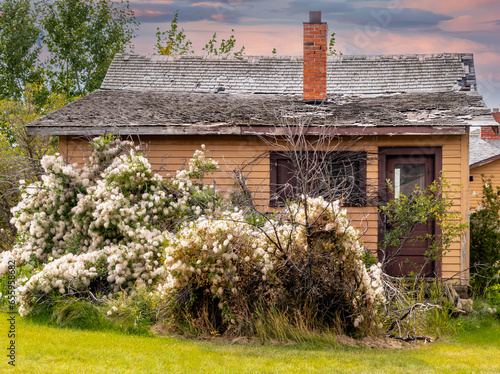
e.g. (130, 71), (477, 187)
(0, 136), (220, 316)
(158, 195), (385, 335)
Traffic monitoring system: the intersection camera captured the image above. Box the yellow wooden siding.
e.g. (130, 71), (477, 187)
(60, 133), (469, 284)
(460, 133), (470, 284)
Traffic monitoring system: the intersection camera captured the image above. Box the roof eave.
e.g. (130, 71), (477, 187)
(27, 124), (468, 137)
(466, 115), (499, 127)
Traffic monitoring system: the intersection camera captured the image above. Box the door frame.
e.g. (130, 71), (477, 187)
(378, 147), (443, 277)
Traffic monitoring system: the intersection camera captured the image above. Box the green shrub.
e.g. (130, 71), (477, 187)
(379, 177), (467, 277)
(470, 176), (500, 294)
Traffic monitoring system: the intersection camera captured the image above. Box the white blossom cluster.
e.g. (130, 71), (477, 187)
(6, 136), (135, 265)
(161, 209), (272, 302)
(16, 251), (101, 316)
(183, 144), (219, 180)
(1, 136), (219, 315)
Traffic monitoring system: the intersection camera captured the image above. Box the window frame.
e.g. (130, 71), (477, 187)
(269, 150), (367, 207)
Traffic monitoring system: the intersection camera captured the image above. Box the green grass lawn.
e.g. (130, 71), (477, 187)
(1, 312), (499, 374)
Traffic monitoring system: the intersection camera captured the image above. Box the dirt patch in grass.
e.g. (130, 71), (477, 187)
(152, 322), (426, 349)
(151, 324), (262, 344)
(335, 334), (407, 349)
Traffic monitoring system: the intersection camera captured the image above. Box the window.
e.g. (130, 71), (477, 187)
(270, 151), (367, 207)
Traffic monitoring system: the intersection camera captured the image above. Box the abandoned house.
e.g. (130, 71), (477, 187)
(470, 109), (500, 209)
(27, 12), (496, 286)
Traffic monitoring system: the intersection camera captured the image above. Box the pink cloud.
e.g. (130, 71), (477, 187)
(339, 30), (485, 55)
(475, 53), (500, 103)
(477, 52), (500, 65)
(475, 52), (500, 81)
(408, 0), (499, 14)
(440, 14), (500, 32)
(166, 21), (302, 56)
(191, 2), (224, 7)
(210, 13), (237, 23)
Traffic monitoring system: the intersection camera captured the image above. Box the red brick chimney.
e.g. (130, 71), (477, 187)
(303, 11), (327, 103)
(480, 108), (500, 139)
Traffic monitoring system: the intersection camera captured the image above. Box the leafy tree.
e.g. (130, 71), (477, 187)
(1, 0), (137, 100)
(203, 29), (245, 56)
(0, 87), (64, 251)
(41, 0), (138, 97)
(155, 10), (193, 55)
(0, 0), (138, 248)
(0, 0), (45, 101)
(156, 11), (245, 56)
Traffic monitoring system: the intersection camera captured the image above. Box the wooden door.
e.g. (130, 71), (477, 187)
(383, 154), (436, 277)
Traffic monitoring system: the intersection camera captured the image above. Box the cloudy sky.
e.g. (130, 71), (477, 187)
(127, 0), (500, 108)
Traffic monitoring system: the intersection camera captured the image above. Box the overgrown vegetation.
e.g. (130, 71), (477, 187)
(470, 175), (500, 295)
(0, 0), (139, 248)
(156, 10), (245, 56)
(0, 88), (65, 251)
(1, 136), (386, 339)
(375, 178), (470, 341)
(162, 197), (385, 337)
(0, 134), (485, 344)
(1, 136), (220, 316)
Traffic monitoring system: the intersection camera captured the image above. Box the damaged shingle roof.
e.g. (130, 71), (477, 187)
(28, 52), (496, 136)
(101, 53), (476, 95)
(28, 90), (492, 135)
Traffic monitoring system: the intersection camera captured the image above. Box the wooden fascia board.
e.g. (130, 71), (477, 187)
(27, 124), (242, 136)
(27, 124), (468, 137)
(241, 126), (467, 136)
(470, 154), (500, 169)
